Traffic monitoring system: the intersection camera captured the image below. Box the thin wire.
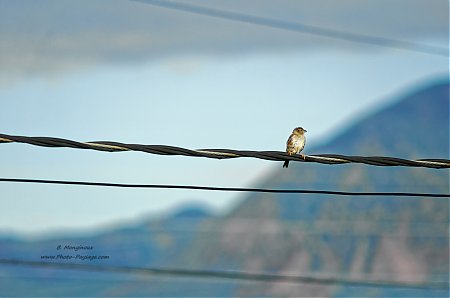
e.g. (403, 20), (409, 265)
(0, 259), (447, 290)
(0, 178), (448, 197)
(1, 134), (449, 168)
(131, 0), (448, 57)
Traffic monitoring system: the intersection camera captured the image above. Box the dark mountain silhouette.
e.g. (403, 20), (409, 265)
(0, 79), (448, 297)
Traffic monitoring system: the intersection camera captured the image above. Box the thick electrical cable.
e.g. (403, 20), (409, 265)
(1, 134), (449, 168)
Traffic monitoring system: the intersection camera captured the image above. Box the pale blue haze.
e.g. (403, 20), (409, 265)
(0, 0), (447, 235)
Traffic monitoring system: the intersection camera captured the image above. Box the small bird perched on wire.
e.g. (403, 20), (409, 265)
(283, 127), (307, 168)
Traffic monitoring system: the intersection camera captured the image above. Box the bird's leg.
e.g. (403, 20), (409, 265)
(300, 154), (306, 160)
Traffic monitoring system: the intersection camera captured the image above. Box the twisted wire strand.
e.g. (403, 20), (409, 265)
(1, 134), (449, 168)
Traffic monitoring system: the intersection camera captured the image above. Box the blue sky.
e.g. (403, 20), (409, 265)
(0, 0), (448, 236)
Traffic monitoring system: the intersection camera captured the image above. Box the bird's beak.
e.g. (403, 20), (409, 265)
(304, 129), (307, 132)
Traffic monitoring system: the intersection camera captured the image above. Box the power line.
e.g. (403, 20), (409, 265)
(1, 134), (449, 168)
(0, 259), (447, 290)
(1, 178), (448, 197)
(131, 0), (448, 57)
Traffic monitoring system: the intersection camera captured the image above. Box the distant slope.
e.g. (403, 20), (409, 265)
(321, 80), (449, 157)
(177, 80), (449, 297)
(0, 80), (448, 297)
(0, 206), (213, 296)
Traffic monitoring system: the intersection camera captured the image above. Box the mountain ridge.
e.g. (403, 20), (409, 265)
(175, 79), (449, 297)
(314, 79), (449, 157)
(0, 79), (448, 297)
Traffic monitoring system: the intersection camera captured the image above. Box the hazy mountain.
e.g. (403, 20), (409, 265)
(0, 206), (214, 296)
(0, 79), (448, 297)
(173, 79), (449, 297)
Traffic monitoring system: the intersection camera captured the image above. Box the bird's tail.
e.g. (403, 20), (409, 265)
(283, 160), (289, 168)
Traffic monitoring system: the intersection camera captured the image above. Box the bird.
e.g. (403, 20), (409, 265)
(283, 127), (307, 168)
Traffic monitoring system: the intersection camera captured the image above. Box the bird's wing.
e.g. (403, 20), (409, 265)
(286, 134), (298, 155)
